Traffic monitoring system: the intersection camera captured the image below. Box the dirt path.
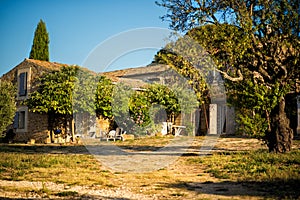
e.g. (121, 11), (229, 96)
(0, 179), (155, 199)
(0, 179), (263, 200)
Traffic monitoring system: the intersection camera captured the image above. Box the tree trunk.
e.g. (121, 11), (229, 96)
(48, 113), (55, 143)
(71, 118), (75, 142)
(267, 97), (293, 153)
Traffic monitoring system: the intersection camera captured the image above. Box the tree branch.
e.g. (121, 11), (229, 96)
(216, 69), (243, 82)
(258, 66), (272, 80)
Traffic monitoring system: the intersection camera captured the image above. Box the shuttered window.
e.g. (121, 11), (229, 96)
(13, 111), (26, 130)
(13, 113), (19, 129)
(18, 111), (25, 129)
(19, 72), (27, 96)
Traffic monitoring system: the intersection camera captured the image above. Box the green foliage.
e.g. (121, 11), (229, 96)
(236, 109), (269, 139)
(0, 80), (16, 133)
(95, 76), (114, 119)
(73, 70), (98, 114)
(145, 83), (181, 118)
(96, 80), (197, 135)
(29, 19), (50, 61)
(25, 66), (97, 135)
(157, 0), (300, 150)
(154, 44), (210, 105)
(129, 91), (151, 127)
(26, 66), (97, 116)
(128, 83), (189, 127)
(114, 82), (198, 135)
(111, 83), (138, 133)
(186, 24), (249, 72)
(228, 80), (290, 137)
(26, 66), (78, 115)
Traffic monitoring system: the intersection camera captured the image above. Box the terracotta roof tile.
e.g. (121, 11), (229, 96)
(24, 58), (67, 70)
(101, 64), (169, 82)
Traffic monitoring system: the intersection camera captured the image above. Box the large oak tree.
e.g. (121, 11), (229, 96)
(156, 0), (300, 152)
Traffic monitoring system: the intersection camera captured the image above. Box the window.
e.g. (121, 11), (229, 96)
(17, 68), (31, 100)
(13, 107), (28, 132)
(19, 72), (27, 96)
(18, 111), (26, 129)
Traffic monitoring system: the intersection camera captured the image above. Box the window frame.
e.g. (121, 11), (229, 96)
(17, 68), (31, 100)
(14, 106), (28, 133)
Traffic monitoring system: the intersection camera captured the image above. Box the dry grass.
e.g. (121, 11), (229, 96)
(0, 136), (299, 199)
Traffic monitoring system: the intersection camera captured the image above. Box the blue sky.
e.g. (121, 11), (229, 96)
(0, 0), (170, 76)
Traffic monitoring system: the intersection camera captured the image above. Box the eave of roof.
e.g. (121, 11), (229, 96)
(100, 64), (169, 81)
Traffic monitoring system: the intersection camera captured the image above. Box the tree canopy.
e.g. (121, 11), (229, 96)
(95, 76), (114, 120)
(26, 66), (77, 115)
(29, 19), (50, 61)
(156, 0), (300, 152)
(0, 80), (16, 134)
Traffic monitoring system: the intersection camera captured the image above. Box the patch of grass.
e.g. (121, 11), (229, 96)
(186, 157), (204, 165)
(205, 169), (230, 179)
(0, 151), (113, 187)
(56, 191), (79, 197)
(35, 182), (51, 197)
(191, 149), (300, 182)
(0, 185), (79, 198)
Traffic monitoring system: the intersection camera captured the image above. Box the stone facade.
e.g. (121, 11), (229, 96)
(1, 58), (66, 143)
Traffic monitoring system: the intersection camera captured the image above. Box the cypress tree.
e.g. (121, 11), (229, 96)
(29, 19), (50, 61)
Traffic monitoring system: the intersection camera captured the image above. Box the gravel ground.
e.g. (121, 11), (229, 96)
(0, 179), (156, 199)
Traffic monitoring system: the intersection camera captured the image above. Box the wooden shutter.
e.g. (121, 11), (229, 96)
(13, 112), (19, 129)
(18, 111), (25, 129)
(19, 72), (27, 96)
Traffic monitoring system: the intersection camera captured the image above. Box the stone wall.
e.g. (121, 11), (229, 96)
(28, 112), (49, 143)
(13, 112), (49, 143)
(1, 59), (64, 143)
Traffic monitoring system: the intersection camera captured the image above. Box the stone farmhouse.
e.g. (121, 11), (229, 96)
(1, 58), (238, 143)
(1, 59), (68, 142)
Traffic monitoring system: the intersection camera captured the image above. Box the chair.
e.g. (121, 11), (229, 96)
(106, 127), (124, 141)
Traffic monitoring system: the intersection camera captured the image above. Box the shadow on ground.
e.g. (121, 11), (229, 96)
(0, 142), (255, 156)
(164, 179), (300, 199)
(0, 144), (90, 155)
(0, 195), (131, 200)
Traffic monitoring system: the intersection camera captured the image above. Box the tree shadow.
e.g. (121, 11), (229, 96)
(0, 143), (264, 156)
(0, 194), (131, 200)
(0, 144), (90, 155)
(163, 179), (300, 199)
